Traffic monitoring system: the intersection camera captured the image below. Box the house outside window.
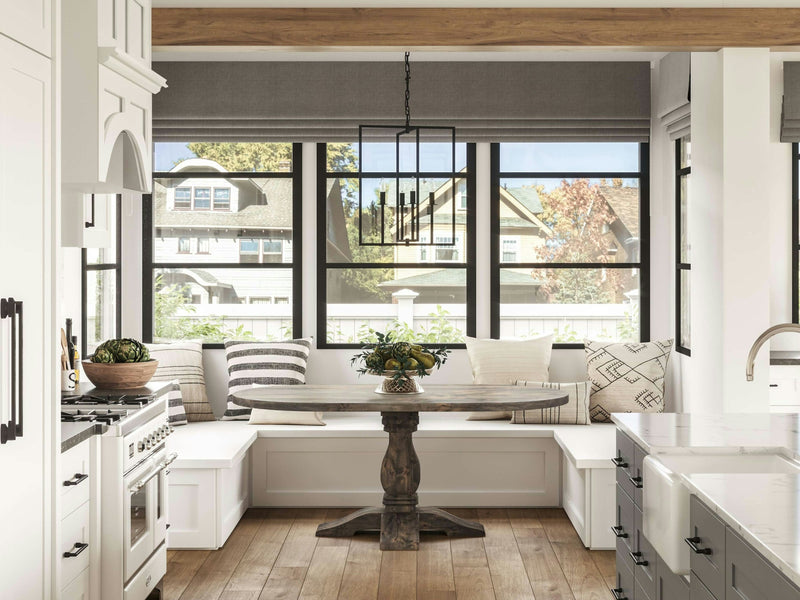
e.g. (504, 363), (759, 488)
(144, 143), (302, 345)
(82, 195), (121, 356)
(262, 239), (283, 263)
(492, 142), (648, 345)
(320, 142), (475, 347)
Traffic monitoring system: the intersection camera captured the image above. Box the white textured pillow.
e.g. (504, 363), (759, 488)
(466, 335), (554, 420)
(511, 381), (591, 425)
(585, 339), (673, 423)
(247, 384), (325, 426)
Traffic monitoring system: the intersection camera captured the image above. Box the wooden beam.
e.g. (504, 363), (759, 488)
(152, 8), (800, 49)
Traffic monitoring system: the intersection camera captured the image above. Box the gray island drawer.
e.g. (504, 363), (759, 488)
(689, 495), (726, 598)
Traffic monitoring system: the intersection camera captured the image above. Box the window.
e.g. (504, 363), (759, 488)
(491, 142), (648, 346)
(501, 236), (520, 262)
(193, 187), (211, 210)
(144, 142), (302, 345)
(82, 195), (122, 356)
(676, 137), (691, 354)
(174, 187), (191, 210)
(456, 179), (468, 211)
(319, 142), (476, 347)
(213, 188), (230, 211)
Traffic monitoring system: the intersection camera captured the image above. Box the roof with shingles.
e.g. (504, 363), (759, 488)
(504, 186), (543, 214)
(598, 185), (639, 238)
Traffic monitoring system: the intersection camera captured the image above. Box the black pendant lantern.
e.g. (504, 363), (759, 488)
(358, 53), (456, 247)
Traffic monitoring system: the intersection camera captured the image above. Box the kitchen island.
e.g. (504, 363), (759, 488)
(612, 412), (800, 599)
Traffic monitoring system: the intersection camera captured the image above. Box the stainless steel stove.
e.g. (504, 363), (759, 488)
(61, 381), (176, 600)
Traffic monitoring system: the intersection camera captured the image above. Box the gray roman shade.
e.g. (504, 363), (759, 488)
(658, 53), (690, 141)
(782, 62), (800, 142)
(153, 61), (651, 143)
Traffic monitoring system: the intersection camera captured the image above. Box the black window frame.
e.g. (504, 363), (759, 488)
(142, 142), (303, 349)
(794, 143), (800, 324)
(489, 142), (650, 349)
(317, 142), (477, 349)
(676, 137), (691, 356)
(81, 194), (123, 357)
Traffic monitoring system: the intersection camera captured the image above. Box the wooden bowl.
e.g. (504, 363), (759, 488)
(81, 359), (159, 390)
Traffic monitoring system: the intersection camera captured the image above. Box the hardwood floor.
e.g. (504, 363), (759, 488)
(165, 508), (616, 600)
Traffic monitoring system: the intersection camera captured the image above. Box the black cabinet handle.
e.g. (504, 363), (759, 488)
(85, 194), (95, 228)
(612, 456), (628, 468)
(611, 525), (628, 538)
(63, 542), (88, 558)
(611, 588), (628, 600)
(628, 475), (643, 489)
(685, 536), (712, 555)
(0, 298), (22, 445)
(63, 473), (88, 487)
(629, 550), (648, 566)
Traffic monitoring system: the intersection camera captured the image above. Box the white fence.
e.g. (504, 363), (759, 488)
(156, 301), (636, 343)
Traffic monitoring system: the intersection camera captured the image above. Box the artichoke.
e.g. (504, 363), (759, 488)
(364, 352), (384, 371)
(90, 346), (114, 363)
(92, 338), (150, 363)
(391, 342), (412, 361)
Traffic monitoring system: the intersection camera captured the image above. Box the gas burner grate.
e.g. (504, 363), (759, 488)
(61, 408), (128, 424)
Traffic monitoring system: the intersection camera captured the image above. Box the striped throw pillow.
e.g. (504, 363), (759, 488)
(510, 381), (591, 425)
(147, 341), (214, 422)
(165, 382), (188, 426)
(223, 338), (313, 421)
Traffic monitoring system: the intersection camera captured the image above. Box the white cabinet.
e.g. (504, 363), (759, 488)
(0, 0), (52, 57)
(62, 192), (117, 248)
(769, 365), (800, 413)
(62, 0), (166, 194)
(0, 33), (55, 600)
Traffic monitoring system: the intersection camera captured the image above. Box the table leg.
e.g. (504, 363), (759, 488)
(315, 411), (485, 550)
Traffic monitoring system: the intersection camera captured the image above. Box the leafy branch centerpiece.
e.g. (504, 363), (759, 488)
(351, 332), (449, 394)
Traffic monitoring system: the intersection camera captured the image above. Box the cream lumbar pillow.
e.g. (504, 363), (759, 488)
(584, 339), (673, 423)
(465, 334), (554, 420)
(510, 381), (591, 425)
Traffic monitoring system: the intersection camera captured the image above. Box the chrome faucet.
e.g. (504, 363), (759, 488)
(746, 323), (800, 381)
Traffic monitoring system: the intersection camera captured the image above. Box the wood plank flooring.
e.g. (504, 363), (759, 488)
(165, 508), (616, 600)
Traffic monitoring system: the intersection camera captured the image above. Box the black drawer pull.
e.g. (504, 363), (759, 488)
(628, 475), (643, 488)
(63, 542), (88, 558)
(611, 588), (628, 600)
(685, 536), (712, 555)
(611, 456), (628, 468)
(63, 473), (88, 487)
(611, 525), (628, 538)
(629, 550), (649, 566)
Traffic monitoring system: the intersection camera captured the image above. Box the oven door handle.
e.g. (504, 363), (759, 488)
(129, 452), (178, 493)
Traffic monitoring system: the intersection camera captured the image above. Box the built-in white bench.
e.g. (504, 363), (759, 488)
(165, 413), (616, 551)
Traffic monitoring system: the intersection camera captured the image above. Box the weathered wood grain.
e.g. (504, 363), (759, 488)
(232, 384), (567, 413)
(152, 7), (800, 48)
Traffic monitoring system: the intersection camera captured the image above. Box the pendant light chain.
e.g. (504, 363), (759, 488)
(404, 52), (411, 131)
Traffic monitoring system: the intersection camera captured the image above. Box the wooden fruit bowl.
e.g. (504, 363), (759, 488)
(81, 359), (158, 390)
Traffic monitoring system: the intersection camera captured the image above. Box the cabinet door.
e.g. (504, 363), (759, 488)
(0, 35), (53, 600)
(726, 529), (800, 600)
(656, 555), (689, 600)
(0, 0), (51, 57)
(689, 496), (726, 599)
(634, 508), (657, 600)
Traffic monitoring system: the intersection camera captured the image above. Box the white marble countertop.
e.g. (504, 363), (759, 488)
(611, 412), (800, 461)
(683, 473), (800, 589)
(611, 412), (800, 588)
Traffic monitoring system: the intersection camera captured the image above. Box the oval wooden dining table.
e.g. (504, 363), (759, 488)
(233, 384), (568, 551)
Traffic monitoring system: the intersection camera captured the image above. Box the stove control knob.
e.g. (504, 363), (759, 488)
(138, 441), (146, 452)
(145, 437), (153, 449)
(157, 430), (164, 441)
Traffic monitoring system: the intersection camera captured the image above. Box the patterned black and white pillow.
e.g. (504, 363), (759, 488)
(584, 339), (673, 423)
(222, 338), (313, 421)
(165, 382), (188, 426)
(147, 341), (214, 422)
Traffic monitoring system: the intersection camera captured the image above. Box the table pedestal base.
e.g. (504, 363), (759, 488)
(315, 411), (486, 550)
